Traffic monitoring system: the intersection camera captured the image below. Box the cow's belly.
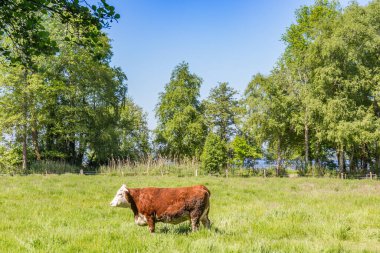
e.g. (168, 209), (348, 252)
(157, 211), (190, 224)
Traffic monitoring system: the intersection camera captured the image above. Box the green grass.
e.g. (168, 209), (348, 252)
(0, 175), (379, 252)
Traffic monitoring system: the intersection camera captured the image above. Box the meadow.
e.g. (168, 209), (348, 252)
(0, 174), (379, 253)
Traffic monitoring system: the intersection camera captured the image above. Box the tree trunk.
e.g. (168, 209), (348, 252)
(359, 145), (366, 172)
(22, 126), (27, 170)
(69, 140), (76, 164)
(304, 123), (310, 171)
(374, 101), (380, 175)
(78, 134), (86, 166)
(349, 147), (356, 174)
(375, 142), (380, 175)
(365, 144), (372, 173)
(276, 139), (282, 176)
(22, 69), (28, 171)
(68, 132), (76, 165)
(315, 141), (321, 169)
(338, 145), (345, 174)
(31, 127), (41, 160)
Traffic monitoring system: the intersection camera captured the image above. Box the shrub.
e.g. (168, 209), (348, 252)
(201, 133), (227, 174)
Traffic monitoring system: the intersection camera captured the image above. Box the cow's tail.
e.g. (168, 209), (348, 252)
(201, 185), (211, 199)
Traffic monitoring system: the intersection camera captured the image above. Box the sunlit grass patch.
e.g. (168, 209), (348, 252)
(0, 175), (379, 252)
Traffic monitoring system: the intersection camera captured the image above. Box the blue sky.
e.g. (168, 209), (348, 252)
(104, 0), (371, 129)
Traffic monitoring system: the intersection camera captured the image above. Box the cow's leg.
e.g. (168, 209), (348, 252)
(201, 214), (211, 229)
(191, 218), (200, 232)
(146, 216), (155, 233)
(200, 198), (211, 229)
(190, 211), (201, 231)
(201, 208), (211, 229)
(201, 216), (211, 229)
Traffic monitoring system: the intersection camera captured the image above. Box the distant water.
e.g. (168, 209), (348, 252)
(248, 159), (341, 170)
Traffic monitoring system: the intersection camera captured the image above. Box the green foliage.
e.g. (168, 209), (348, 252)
(156, 62), (202, 123)
(229, 135), (261, 167)
(241, 0), (380, 174)
(0, 0), (120, 64)
(203, 82), (240, 142)
(36, 28), (127, 165)
(118, 98), (151, 161)
(243, 68), (302, 173)
(201, 133), (227, 174)
(2, 0), (380, 176)
(0, 16), (149, 170)
(155, 62), (206, 160)
(0, 145), (23, 174)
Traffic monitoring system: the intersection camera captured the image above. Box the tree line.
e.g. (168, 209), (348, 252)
(154, 0), (380, 176)
(0, 1), (149, 172)
(1, 0), (379, 176)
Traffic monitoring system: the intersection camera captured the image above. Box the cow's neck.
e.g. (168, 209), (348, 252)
(127, 188), (140, 216)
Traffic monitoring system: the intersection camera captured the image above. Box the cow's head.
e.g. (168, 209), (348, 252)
(110, 184), (130, 208)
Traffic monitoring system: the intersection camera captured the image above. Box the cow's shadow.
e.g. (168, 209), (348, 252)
(158, 224), (223, 235)
(159, 224), (191, 235)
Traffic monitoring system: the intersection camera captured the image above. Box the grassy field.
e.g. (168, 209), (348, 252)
(0, 175), (379, 253)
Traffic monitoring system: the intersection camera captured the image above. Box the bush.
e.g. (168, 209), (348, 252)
(0, 145), (24, 174)
(201, 133), (227, 174)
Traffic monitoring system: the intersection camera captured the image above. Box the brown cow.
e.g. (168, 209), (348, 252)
(110, 184), (211, 233)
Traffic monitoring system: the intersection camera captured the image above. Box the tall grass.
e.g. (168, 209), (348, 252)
(3, 157), (373, 180)
(99, 158), (201, 176)
(0, 175), (379, 252)
(29, 160), (80, 174)
(99, 157), (285, 177)
(98, 158), (342, 178)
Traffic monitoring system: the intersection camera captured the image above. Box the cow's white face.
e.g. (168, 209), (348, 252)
(110, 184), (130, 208)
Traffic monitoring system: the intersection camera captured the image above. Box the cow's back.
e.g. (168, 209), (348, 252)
(130, 185), (210, 225)
(138, 185), (209, 210)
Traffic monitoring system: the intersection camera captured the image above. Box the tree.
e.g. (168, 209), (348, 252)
(0, 0), (119, 170)
(0, 17), (131, 170)
(36, 25), (127, 166)
(229, 135), (261, 168)
(201, 133), (227, 174)
(282, 0), (341, 171)
(312, 1), (380, 174)
(243, 68), (302, 176)
(0, 0), (119, 63)
(269, 0), (380, 175)
(155, 62), (207, 161)
(0, 60), (42, 170)
(118, 98), (151, 162)
(203, 82), (239, 142)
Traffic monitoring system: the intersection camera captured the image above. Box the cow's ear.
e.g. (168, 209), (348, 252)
(124, 188), (130, 196)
